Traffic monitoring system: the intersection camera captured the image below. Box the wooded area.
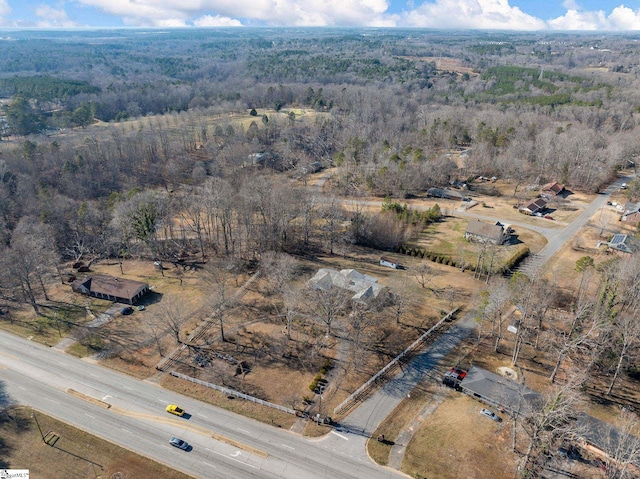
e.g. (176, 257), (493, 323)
(2, 28), (640, 478)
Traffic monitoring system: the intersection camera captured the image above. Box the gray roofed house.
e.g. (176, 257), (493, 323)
(621, 201), (640, 227)
(72, 274), (150, 305)
(307, 268), (386, 303)
(427, 187), (466, 201)
(458, 366), (542, 416)
(464, 219), (507, 245)
(607, 234), (640, 255)
(575, 413), (640, 472)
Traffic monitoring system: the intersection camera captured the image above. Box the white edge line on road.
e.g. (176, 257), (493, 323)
(200, 414), (208, 419)
(330, 430), (349, 440)
(238, 428), (250, 434)
(281, 444), (295, 450)
(157, 398), (167, 403)
(203, 461), (217, 468)
(206, 447), (214, 452)
(211, 450), (258, 469)
(85, 413), (95, 418)
(121, 429), (132, 434)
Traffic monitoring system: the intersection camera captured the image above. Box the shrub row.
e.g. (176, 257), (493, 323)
(396, 244), (530, 275)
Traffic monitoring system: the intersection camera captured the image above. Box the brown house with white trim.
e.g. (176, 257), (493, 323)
(519, 198), (547, 216)
(72, 274), (150, 304)
(542, 181), (565, 197)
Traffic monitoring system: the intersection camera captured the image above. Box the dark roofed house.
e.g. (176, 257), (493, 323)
(542, 181), (565, 197)
(607, 234), (640, 255)
(458, 366), (542, 416)
(72, 274), (150, 304)
(519, 198), (547, 216)
(464, 220), (507, 245)
(576, 413), (640, 474)
(621, 201), (640, 227)
(427, 187), (466, 201)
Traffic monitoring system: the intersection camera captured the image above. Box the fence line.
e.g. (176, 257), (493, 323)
(333, 307), (460, 416)
(156, 271), (261, 371)
(170, 371), (296, 415)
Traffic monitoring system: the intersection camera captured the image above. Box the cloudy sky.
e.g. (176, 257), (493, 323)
(2, 0), (640, 30)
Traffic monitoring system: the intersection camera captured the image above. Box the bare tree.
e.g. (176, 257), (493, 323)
(599, 408), (640, 479)
(606, 313), (640, 396)
(388, 276), (418, 325)
(0, 217), (56, 315)
(156, 297), (188, 346)
(203, 260), (238, 342)
(305, 285), (350, 337)
(518, 378), (584, 478)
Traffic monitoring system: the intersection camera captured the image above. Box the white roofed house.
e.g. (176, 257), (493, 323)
(306, 268), (386, 304)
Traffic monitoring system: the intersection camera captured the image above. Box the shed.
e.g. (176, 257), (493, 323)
(380, 257), (400, 269)
(72, 274), (150, 305)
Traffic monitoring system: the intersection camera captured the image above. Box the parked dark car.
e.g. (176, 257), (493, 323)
(121, 307), (134, 315)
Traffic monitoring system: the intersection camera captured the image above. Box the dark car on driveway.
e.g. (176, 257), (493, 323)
(121, 307), (134, 315)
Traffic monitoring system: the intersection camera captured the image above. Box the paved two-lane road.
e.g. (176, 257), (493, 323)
(0, 331), (402, 479)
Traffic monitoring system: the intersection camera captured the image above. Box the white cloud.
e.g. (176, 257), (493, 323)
(18, 0), (640, 31)
(399, 0), (546, 30)
(548, 5), (640, 30)
(562, 0), (579, 10)
(75, 0), (396, 27)
(35, 5), (81, 27)
(194, 14), (242, 27)
(0, 0), (10, 24)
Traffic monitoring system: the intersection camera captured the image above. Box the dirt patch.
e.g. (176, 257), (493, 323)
(1, 406), (193, 479)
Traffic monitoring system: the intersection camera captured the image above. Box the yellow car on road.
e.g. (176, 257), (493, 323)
(166, 404), (185, 417)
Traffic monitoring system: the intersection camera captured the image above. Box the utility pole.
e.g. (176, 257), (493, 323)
(32, 411), (45, 443)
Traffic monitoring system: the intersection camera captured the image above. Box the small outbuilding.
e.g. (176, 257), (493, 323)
(72, 274), (150, 305)
(380, 257), (400, 269)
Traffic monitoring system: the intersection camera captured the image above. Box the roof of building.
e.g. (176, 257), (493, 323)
(427, 187), (465, 200)
(74, 274), (149, 301)
(608, 234), (640, 254)
(542, 181), (565, 195)
(622, 201), (640, 217)
(459, 366), (542, 416)
(307, 268), (384, 302)
(465, 219), (505, 242)
(521, 197), (547, 212)
(576, 413), (640, 466)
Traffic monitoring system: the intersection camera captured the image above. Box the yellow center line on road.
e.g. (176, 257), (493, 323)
(0, 351), (19, 360)
(110, 405), (269, 458)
